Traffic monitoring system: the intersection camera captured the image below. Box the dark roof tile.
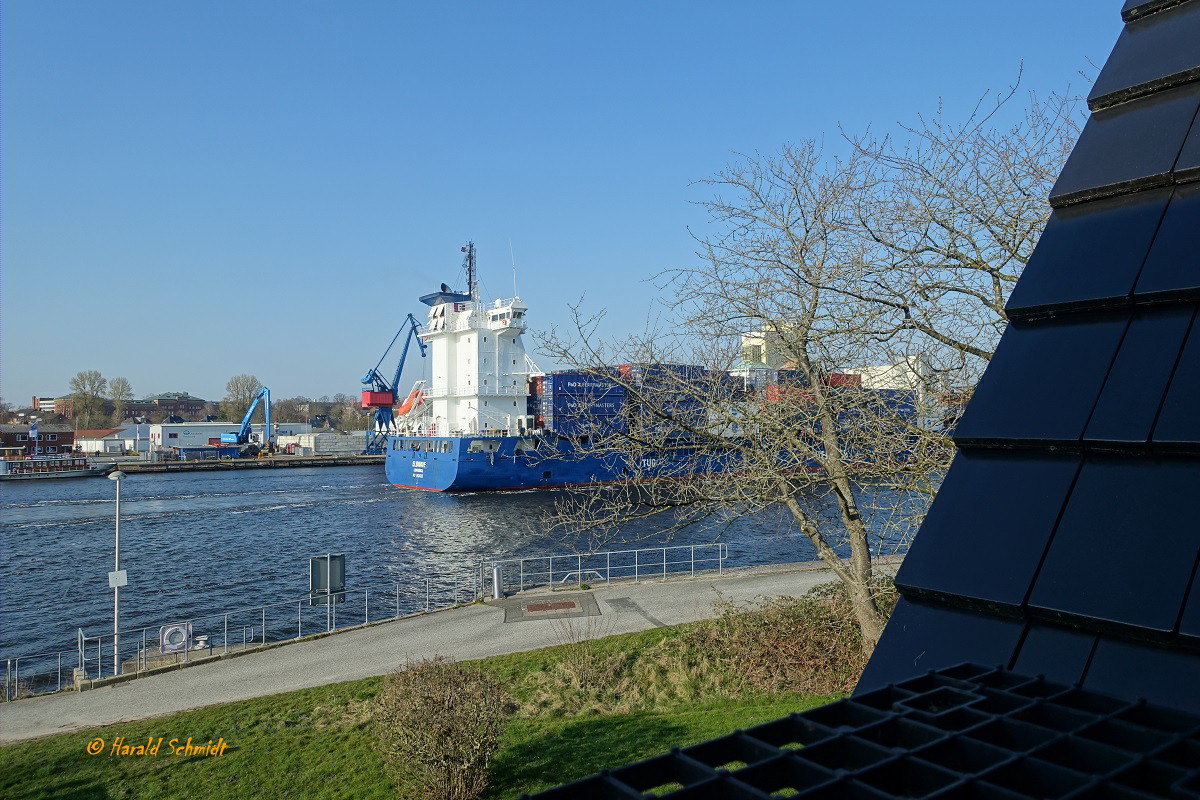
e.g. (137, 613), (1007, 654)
(895, 449), (1080, 608)
(1050, 82), (1200, 207)
(1083, 305), (1195, 445)
(1028, 455), (1200, 634)
(1133, 182), (1200, 300)
(1090, 0), (1200, 109)
(1005, 188), (1171, 318)
(952, 314), (1129, 446)
(856, 599), (1026, 694)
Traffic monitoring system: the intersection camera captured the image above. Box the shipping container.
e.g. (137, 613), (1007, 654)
(543, 373), (624, 395)
(539, 395), (626, 415)
(826, 373), (863, 388)
(545, 416), (628, 436)
(361, 391), (394, 408)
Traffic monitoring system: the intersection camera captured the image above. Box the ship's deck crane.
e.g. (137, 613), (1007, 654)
(220, 386), (273, 456)
(361, 313), (428, 454)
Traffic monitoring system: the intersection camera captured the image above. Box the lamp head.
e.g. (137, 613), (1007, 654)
(108, 470), (127, 481)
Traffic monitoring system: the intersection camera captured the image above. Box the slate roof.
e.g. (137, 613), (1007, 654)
(863, 0), (1200, 714)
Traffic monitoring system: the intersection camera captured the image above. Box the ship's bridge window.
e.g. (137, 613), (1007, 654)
(410, 440), (421, 451)
(440, 441), (452, 453)
(467, 439), (498, 454)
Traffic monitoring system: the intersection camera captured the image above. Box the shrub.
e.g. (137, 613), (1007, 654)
(373, 656), (514, 800)
(684, 578), (899, 696)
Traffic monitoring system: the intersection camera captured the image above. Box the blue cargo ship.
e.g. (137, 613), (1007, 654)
(381, 244), (920, 492)
(381, 244), (655, 491)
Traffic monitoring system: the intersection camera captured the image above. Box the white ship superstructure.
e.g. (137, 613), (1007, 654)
(403, 243), (538, 437)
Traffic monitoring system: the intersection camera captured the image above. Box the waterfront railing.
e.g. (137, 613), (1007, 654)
(482, 543), (727, 597)
(4, 543), (729, 702)
(4, 570), (480, 702)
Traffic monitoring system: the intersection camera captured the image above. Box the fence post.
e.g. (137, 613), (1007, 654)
(719, 544), (725, 576)
(663, 548), (667, 581)
(97, 639), (102, 679)
(141, 629), (147, 673)
(58, 652), (63, 693)
(396, 583), (401, 618)
(577, 554), (582, 588)
(520, 559), (525, 592)
(224, 614), (229, 654)
(634, 550), (639, 583)
(549, 557), (553, 587)
(425, 579), (430, 612)
(261, 608), (266, 645)
(607, 551), (611, 585)
(691, 546), (696, 578)
(365, 590), (369, 626)
(5, 659), (10, 702)
(297, 602), (302, 639)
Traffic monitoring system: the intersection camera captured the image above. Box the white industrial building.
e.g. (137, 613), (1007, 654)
(75, 424), (153, 454)
(149, 421), (311, 450)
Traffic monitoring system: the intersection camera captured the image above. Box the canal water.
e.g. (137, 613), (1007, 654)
(1, 466), (906, 660)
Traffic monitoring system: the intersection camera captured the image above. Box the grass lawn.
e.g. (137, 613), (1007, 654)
(1, 612), (849, 799)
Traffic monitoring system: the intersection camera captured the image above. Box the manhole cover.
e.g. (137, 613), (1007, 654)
(499, 592), (601, 622)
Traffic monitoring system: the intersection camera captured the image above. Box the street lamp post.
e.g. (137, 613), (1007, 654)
(108, 470), (128, 676)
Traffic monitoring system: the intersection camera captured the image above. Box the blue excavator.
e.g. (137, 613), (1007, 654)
(220, 386), (274, 457)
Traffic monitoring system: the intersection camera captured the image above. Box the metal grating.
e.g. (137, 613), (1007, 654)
(520, 665), (1200, 799)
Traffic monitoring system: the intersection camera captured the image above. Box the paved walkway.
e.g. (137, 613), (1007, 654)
(0, 563), (884, 743)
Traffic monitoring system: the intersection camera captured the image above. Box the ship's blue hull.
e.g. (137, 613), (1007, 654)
(384, 435), (635, 491)
(384, 434), (734, 491)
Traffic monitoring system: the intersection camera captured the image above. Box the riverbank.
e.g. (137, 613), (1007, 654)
(107, 454), (384, 474)
(0, 561), (891, 742)
(0, 627), (837, 800)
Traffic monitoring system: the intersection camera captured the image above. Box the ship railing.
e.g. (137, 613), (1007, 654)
(423, 386), (527, 398)
(5, 568), (482, 701)
(481, 543), (729, 597)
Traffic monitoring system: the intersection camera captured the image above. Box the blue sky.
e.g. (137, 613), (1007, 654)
(2, 1), (1122, 406)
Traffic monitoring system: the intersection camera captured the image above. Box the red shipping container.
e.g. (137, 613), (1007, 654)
(766, 386), (816, 403)
(361, 391), (394, 408)
(827, 373), (862, 388)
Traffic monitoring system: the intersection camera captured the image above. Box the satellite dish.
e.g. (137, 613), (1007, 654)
(441, 283), (450, 293)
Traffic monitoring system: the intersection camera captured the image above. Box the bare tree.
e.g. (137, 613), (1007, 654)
(271, 395), (309, 422)
(539, 87), (1077, 654)
(221, 374), (264, 422)
(108, 377), (134, 425)
(69, 370), (108, 428)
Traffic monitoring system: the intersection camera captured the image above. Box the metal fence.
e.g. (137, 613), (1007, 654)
(4, 571), (480, 702)
(483, 543), (728, 597)
(4, 543), (730, 702)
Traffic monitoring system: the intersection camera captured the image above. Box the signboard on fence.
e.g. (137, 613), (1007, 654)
(160, 622), (192, 654)
(309, 553), (346, 606)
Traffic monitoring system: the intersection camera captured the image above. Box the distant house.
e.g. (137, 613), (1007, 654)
(0, 424), (75, 456)
(74, 428), (128, 454)
(122, 392), (209, 420)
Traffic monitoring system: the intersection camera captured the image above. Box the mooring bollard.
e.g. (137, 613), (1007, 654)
(492, 565), (503, 600)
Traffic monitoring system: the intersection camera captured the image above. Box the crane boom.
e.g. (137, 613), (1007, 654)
(220, 386), (272, 451)
(361, 314), (428, 454)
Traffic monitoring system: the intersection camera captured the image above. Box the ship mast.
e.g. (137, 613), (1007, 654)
(461, 241), (477, 305)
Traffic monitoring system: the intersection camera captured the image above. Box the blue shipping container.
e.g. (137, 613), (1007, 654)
(543, 373), (625, 395)
(540, 396), (626, 415)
